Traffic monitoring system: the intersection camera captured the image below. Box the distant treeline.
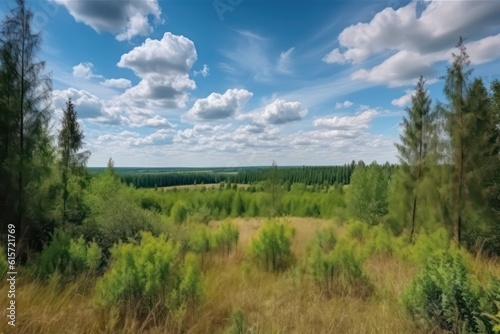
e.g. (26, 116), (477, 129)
(117, 162), (391, 188)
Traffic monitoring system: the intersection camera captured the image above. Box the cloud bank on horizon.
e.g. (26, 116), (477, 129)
(40, 0), (500, 167)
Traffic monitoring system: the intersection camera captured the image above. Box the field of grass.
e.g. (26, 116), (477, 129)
(2, 217), (498, 334)
(158, 183), (250, 191)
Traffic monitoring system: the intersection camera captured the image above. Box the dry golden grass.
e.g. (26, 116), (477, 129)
(0, 217), (497, 334)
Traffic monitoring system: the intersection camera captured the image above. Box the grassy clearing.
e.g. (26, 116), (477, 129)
(157, 183), (250, 191)
(1, 217), (498, 334)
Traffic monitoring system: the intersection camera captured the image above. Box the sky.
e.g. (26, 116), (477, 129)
(7, 0), (500, 167)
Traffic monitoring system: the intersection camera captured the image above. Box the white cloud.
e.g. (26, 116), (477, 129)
(53, 88), (105, 119)
(467, 33), (500, 65)
(116, 32), (198, 109)
(391, 89), (414, 107)
(194, 64), (210, 77)
(254, 99), (308, 125)
(323, 48), (348, 65)
(313, 109), (378, 131)
(325, 1), (500, 65)
(325, 1), (500, 87)
(186, 89), (253, 121)
(335, 100), (354, 109)
(118, 32), (197, 77)
(53, 88), (175, 129)
(72, 62), (102, 79)
(53, 0), (163, 41)
(100, 78), (132, 89)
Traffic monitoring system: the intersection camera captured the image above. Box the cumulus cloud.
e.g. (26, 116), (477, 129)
(53, 0), (162, 41)
(253, 99), (308, 125)
(324, 1), (500, 86)
(116, 32), (198, 108)
(53, 88), (175, 129)
(335, 100), (354, 109)
(100, 78), (132, 89)
(72, 62), (102, 79)
(186, 89), (253, 121)
(324, 1), (500, 65)
(53, 88), (105, 119)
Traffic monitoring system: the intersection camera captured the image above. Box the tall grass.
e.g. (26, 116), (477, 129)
(1, 217), (498, 333)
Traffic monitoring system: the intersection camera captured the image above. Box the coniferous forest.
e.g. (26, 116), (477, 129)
(0, 1), (499, 333)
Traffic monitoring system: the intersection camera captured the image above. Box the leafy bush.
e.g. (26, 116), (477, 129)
(249, 220), (295, 271)
(37, 230), (102, 278)
(171, 200), (189, 224)
(403, 228), (449, 264)
(189, 225), (212, 266)
(308, 233), (371, 298)
(213, 221), (239, 256)
(94, 232), (181, 315)
(82, 172), (160, 251)
(402, 251), (493, 333)
(364, 225), (394, 257)
(179, 253), (203, 309)
(346, 221), (369, 244)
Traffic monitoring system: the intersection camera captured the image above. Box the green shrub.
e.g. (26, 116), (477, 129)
(68, 236), (102, 272)
(171, 200), (189, 224)
(189, 225), (212, 265)
(308, 237), (371, 298)
(404, 228), (449, 264)
(37, 230), (102, 278)
(402, 251), (493, 333)
(227, 308), (252, 334)
(249, 220), (295, 271)
(213, 221), (239, 257)
(94, 232), (181, 315)
(364, 225), (394, 257)
(346, 221), (369, 244)
(179, 253), (203, 309)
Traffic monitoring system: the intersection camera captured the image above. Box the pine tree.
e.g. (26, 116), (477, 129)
(58, 98), (90, 225)
(0, 0), (52, 243)
(395, 76), (435, 241)
(442, 37), (473, 246)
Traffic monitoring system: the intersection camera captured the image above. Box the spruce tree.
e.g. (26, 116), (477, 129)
(0, 0), (52, 242)
(395, 76), (435, 241)
(58, 97), (90, 225)
(442, 37), (473, 246)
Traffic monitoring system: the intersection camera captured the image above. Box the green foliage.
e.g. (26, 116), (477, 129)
(94, 232), (181, 314)
(82, 171), (160, 251)
(308, 234), (371, 298)
(180, 253), (203, 308)
(364, 225), (395, 257)
(346, 221), (369, 244)
(37, 230), (102, 278)
(68, 236), (102, 272)
(171, 200), (189, 224)
(249, 220), (295, 271)
(404, 228), (449, 264)
(58, 98), (90, 225)
(346, 163), (391, 225)
(395, 76), (436, 241)
(402, 251), (493, 333)
(213, 221), (239, 256)
(227, 308), (252, 334)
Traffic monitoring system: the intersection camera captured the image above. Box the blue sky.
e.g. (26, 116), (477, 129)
(11, 0), (500, 167)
